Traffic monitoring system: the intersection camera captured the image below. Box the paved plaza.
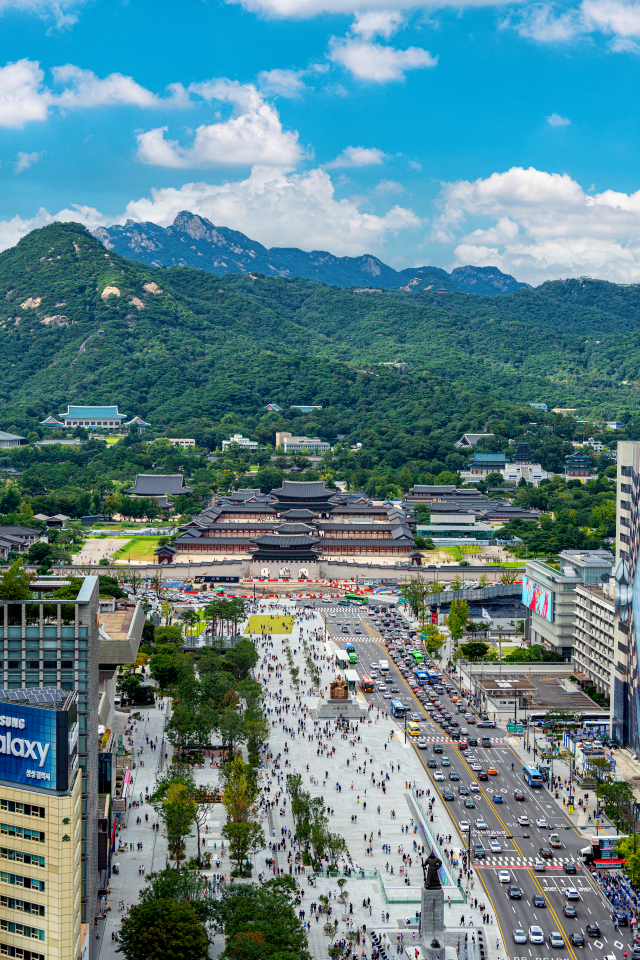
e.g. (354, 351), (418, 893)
(97, 604), (512, 960)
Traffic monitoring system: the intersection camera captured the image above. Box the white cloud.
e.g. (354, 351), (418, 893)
(0, 60), (48, 128)
(136, 82), (302, 168)
(14, 150), (42, 173)
(351, 10), (406, 38)
(547, 112), (571, 125)
(0, 0), (86, 28)
(436, 165), (640, 284)
(509, 0), (640, 46)
(224, 0), (513, 18)
(257, 68), (307, 97)
(329, 25), (437, 80)
(373, 179), (405, 194)
(326, 145), (388, 167)
(0, 167), (420, 258)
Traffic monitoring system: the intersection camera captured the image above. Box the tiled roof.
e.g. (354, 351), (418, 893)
(270, 480), (334, 499)
(125, 474), (193, 496)
(0, 431), (24, 441)
(62, 405), (124, 419)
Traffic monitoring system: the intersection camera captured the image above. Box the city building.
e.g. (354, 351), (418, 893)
(43, 406), (127, 430)
(523, 550), (614, 660)
(573, 438), (605, 454)
(0, 687), (82, 960)
(606, 421), (625, 430)
(454, 433), (494, 448)
(0, 527), (42, 554)
(0, 432), (24, 450)
(275, 432), (330, 455)
(221, 434), (258, 453)
(416, 512), (495, 544)
(573, 580), (615, 696)
(552, 408), (578, 416)
(0, 576), (100, 942)
(124, 474), (194, 510)
(565, 451), (595, 481)
(167, 439), (196, 448)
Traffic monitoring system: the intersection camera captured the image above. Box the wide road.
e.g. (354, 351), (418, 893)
(304, 598), (631, 960)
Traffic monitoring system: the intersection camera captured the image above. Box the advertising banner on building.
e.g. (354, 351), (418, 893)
(0, 697), (76, 793)
(522, 575), (554, 622)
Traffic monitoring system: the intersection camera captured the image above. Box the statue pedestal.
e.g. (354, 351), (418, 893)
(420, 886), (445, 960)
(313, 696), (368, 720)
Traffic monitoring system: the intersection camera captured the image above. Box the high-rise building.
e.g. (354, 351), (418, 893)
(0, 577), (99, 952)
(0, 687), (81, 960)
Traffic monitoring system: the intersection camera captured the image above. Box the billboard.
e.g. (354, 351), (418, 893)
(0, 697), (77, 793)
(522, 575), (554, 622)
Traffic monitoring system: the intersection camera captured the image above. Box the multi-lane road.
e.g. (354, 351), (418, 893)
(305, 599), (632, 960)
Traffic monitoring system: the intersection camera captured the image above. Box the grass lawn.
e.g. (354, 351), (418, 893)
(245, 615), (294, 635)
(112, 537), (162, 561)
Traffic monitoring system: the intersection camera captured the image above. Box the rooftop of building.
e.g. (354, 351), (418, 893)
(0, 686), (74, 711)
(62, 405), (124, 418)
(125, 474), (194, 496)
(0, 430), (24, 441)
(99, 603), (138, 640)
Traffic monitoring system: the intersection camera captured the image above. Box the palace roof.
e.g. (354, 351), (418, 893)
(61, 405), (125, 419)
(125, 474), (194, 496)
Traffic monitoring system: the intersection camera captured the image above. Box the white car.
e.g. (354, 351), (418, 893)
(434, 771), (445, 781)
(517, 816), (529, 826)
(534, 859), (546, 871)
(536, 818), (548, 828)
(490, 840), (502, 853)
(565, 888), (580, 900)
(469, 781), (479, 791)
(471, 762), (482, 771)
(529, 926), (544, 944)
(499, 870), (511, 883)
(417, 738), (428, 749)
(459, 820), (471, 831)
(475, 818), (487, 830)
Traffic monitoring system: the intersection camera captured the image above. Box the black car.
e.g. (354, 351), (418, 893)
(564, 862), (576, 874)
(443, 789), (455, 801)
(459, 785), (469, 795)
(514, 789), (525, 801)
(449, 771), (460, 781)
(473, 844), (486, 858)
(433, 743), (443, 753)
(570, 933), (584, 947)
(539, 847), (553, 858)
(464, 799), (476, 808)
(428, 758), (438, 768)
(564, 905), (577, 918)
(468, 737), (478, 746)
(508, 885), (522, 899)
(613, 912), (628, 926)
(586, 924), (600, 937)
(532, 895), (546, 908)
(478, 771), (488, 781)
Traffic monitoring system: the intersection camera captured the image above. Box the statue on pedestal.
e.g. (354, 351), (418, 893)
(421, 851), (443, 890)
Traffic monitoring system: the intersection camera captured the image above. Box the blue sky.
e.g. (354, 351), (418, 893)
(2, 0), (640, 283)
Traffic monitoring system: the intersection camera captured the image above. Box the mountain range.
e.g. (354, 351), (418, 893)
(94, 212), (531, 295)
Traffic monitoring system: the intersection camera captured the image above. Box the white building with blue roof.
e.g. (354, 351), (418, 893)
(41, 405), (132, 429)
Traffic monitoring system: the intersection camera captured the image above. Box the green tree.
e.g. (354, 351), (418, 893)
(219, 757), (264, 876)
(162, 782), (197, 872)
(446, 598), (470, 642)
(400, 573), (430, 619)
(0, 560), (33, 601)
(117, 898), (208, 960)
(457, 641), (489, 661)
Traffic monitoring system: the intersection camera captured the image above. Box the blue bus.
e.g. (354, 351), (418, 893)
(415, 670), (429, 685)
(390, 700), (409, 718)
(523, 766), (543, 787)
(428, 670), (440, 684)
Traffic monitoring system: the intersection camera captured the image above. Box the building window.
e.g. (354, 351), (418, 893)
(0, 805), (44, 822)
(0, 828), (44, 844)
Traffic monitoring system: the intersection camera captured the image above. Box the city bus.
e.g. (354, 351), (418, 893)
(412, 651), (425, 665)
(427, 670), (440, 684)
(348, 651), (358, 664)
(345, 594), (369, 605)
(362, 676), (375, 692)
(390, 700), (409, 717)
(523, 765), (544, 788)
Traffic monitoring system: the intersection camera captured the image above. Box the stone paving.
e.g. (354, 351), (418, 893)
(96, 601), (505, 960)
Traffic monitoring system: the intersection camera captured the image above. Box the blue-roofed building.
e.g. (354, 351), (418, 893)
(40, 415), (64, 428)
(292, 405), (322, 413)
(467, 451), (508, 477)
(50, 405), (127, 429)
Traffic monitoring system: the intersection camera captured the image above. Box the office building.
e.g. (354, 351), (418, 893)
(0, 687), (81, 960)
(573, 580), (615, 696)
(0, 577), (99, 952)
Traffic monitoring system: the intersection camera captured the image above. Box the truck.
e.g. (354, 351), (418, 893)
(378, 658), (389, 674)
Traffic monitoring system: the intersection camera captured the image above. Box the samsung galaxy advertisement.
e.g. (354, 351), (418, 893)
(0, 696), (77, 793)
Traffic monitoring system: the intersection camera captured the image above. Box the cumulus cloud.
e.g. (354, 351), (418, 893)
(0, 167), (420, 258)
(0, 0), (86, 28)
(257, 68), (308, 97)
(14, 150), (42, 173)
(435, 165), (640, 284)
(0, 60), (49, 128)
(326, 146), (388, 167)
(509, 0), (640, 47)
(136, 82), (302, 168)
(329, 17), (437, 80)
(547, 112), (571, 125)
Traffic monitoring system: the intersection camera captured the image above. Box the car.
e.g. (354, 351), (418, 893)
(499, 870), (511, 883)
(487, 767), (498, 775)
(536, 818), (548, 828)
(513, 929), (527, 944)
(529, 926), (544, 944)
(564, 862), (577, 874)
(459, 820), (471, 831)
(464, 798), (476, 808)
(459, 785), (469, 795)
(471, 762), (482, 771)
(493, 794), (503, 803)
(490, 840), (502, 853)
(475, 818), (487, 830)
(564, 905), (577, 918)
(478, 771), (488, 781)
(613, 911), (628, 925)
(417, 738), (428, 749)
(441, 757), (450, 766)
(532, 894), (546, 908)
(383, 692), (391, 699)
(377, 684), (387, 691)
(586, 924), (600, 937)
(411, 713), (421, 722)
(479, 719), (497, 728)
(433, 743), (443, 753)
(549, 932), (565, 948)
(514, 789), (525, 801)
(473, 843), (486, 858)
(443, 789), (455, 801)
(517, 815), (529, 825)
(508, 885), (522, 899)
(449, 771), (460, 781)
(428, 758), (438, 768)
(534, 860), (546, 871)
(539, 847), (553, 858)
(459, 740), (469, 750)
(565, 888), (580, 901)
(385, 676), (393, 684)
(469, 781), (479, 791)
(570, 932), (584, 947)
(391, 686), (400, 693)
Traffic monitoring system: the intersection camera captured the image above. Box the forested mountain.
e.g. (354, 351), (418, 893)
(95, 212), (530, 295)
(1, 221), (640, 451)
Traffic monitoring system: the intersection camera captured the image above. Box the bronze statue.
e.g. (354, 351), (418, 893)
(421, 851), (443, 890)
(330, 678), (349, 700)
